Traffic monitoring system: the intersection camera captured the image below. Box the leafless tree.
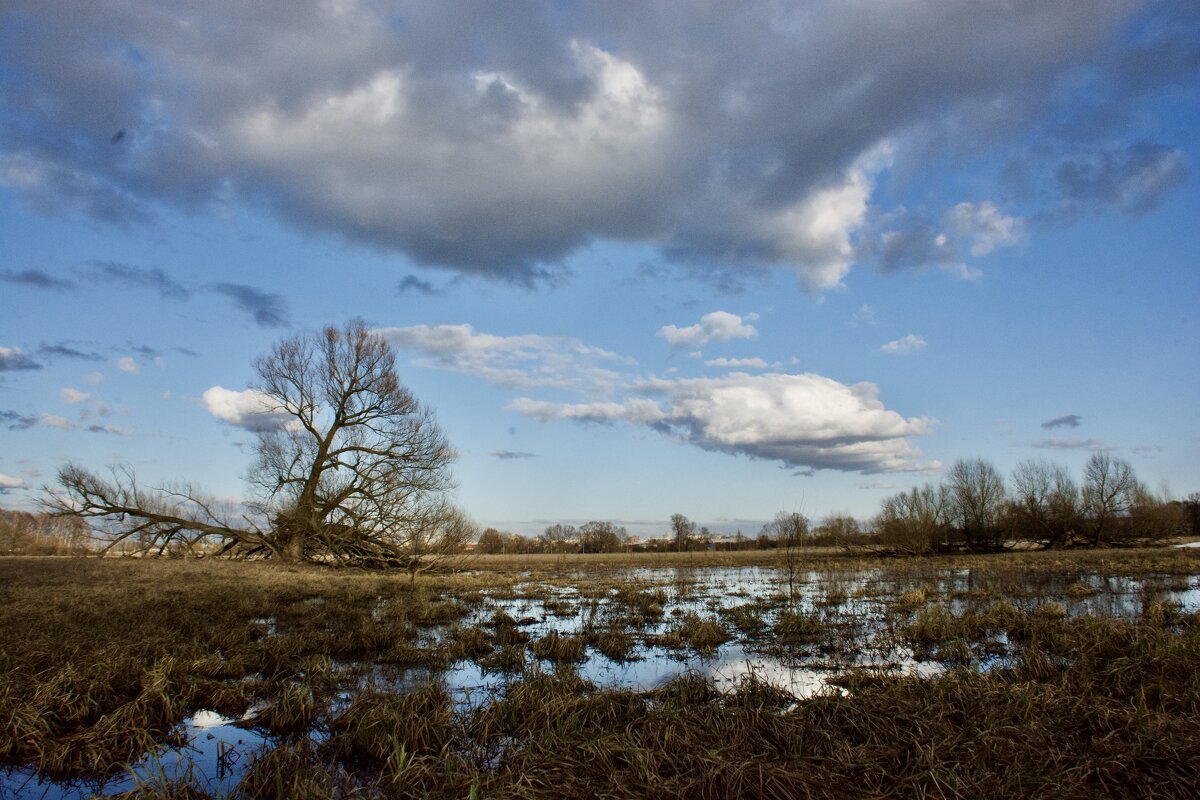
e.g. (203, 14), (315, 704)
(539, 523), (579, 554)
(948, 458), (1007, 551)
(763, 511), (809, 601)
(579, 520), (628, 553)
(872, 483), (952, 555)
(1082, 453), (1139, 546)
(670, 513), (697, 552)
(813, 514), (861, 547)
(44, 320), (466, 568)
(1005, 459), (1083, 548)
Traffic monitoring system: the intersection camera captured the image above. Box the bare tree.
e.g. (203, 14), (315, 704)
(948, 458), (1007, 551)
(1082, 453), (1138, 546)
(579, 520), (628, 553)
(670, 513), (697, 552)
(1006, 459), (1082, 548)
(813, 514), (861, 547)
(539, 523), (579, 553)
(763, 511), (809, 601)
(44, 321), (464, 568)
(872, 484), (952, 555)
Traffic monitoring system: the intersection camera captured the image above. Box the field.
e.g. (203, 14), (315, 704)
(1, 547), (1199, 798)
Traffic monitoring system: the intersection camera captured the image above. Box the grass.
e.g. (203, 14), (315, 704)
(1, 547), (1198, 797)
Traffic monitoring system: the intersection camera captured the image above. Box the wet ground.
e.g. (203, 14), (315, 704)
(4, 563), (1198, 798)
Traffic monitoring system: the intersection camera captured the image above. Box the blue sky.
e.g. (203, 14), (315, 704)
(2, 1), (1198, 537)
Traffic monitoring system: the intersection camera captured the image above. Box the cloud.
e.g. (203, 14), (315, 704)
(85, 371), (104, 385)
(1049, 141), (1188, 218)
(948, 201), (1025, 257)
(0, 472), (27, 490)
(380, 324), (627, 395)
(87, 260), (191, 299)
(41, 414), (76, 430)
(397, 275), (447, 296)
(490, 450), (537, 460)
(1, 2), (1179, 286)
(201, 386), (293, 432)
(210, 283), (291, 328)
(1, 410), (38, 430)
(117, 357), (140, 374)
(513, 372), (937, 474)
(60, 388), (90, 404)
(508, 397), (667, 425)
(880, 334), (927, 354)
(1041, 414), (1082, 429)
(85, 423), (132, 435)
(705, 357), (770, 369)
(659, 311), (758, 348)
(872, 202), (1022, 277)
(0, 268), (75, 290)
(1032, 437), (1110, 451)
(37, 342), (103, 361)
(0, 346), (42, 371)
(858, 480), (909, 490)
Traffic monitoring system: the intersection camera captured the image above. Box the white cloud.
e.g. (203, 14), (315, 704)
(880, 334), (927, 354)
(0, 346), (41, 371)
(201, 386), (293, 432)
(60, 388), (90, 404)
(705, 357), (770, 369)
(41, 414), (76, 430)
(658, 311), (758, 348)
(948, 201), (1025, 257)
(507, 397), (666, 425)
(379, 324), (626, 396)
(514, 371), (937, 474)
(0, 473), (27, 490)
(85, 371), (105, 385)
(117, 357), (140, 374)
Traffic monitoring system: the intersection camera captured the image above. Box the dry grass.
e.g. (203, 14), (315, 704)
(1, 549), (1198, 797)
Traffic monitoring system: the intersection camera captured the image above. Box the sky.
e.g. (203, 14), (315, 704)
(1, 1), (1198, 538)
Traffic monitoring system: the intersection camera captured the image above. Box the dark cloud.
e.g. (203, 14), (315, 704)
(127, 343), (161, 359)
(210, 283), (291, 328)
(0, 348), (42, 371)
(36, 342), (104, 361)
(1, 410), (38, 430)
(87, 260), (191, 299)
(172, 346), (201, 358)
(397, 275), (447, 296)
(490, 450), (537, 460)
(1050, 141), (1187, 218)
(1041, 414), (1082, 430)
(85, 423), (131, 435)
(0, 269), (75, 290)
(0, 2), (1193, 286)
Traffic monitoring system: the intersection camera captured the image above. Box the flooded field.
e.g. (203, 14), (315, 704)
(2, 550), (1199, 798)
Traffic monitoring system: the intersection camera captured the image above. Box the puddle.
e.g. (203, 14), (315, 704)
(0, 710), (269, 800)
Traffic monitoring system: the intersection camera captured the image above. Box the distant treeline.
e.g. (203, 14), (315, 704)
(477, 454), (1199, 556)
(0, 509), (91, 556)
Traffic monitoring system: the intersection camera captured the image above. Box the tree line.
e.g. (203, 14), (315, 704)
(868, 455), (1193, 555)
